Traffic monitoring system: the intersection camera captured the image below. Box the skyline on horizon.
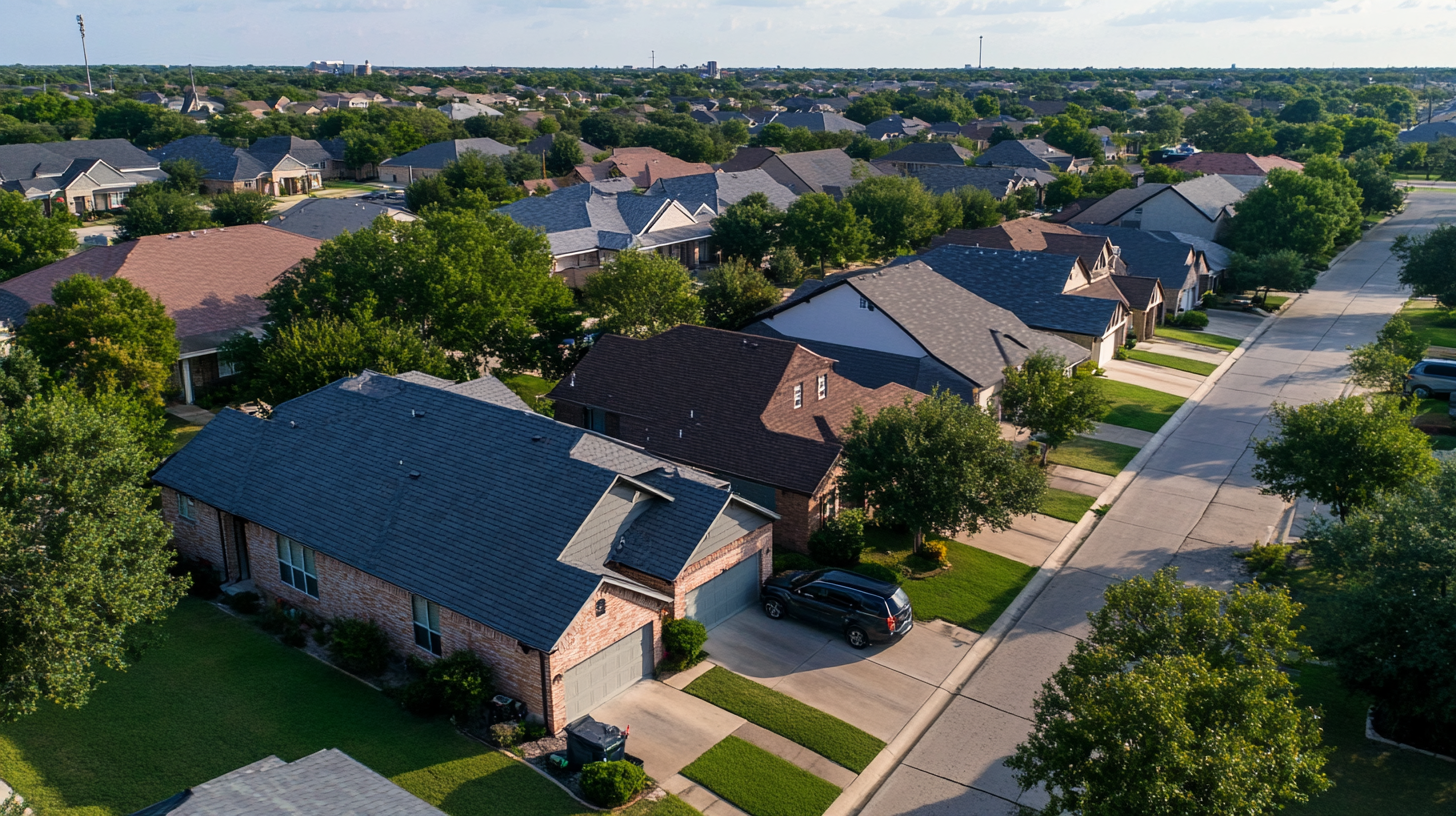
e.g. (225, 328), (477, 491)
(9, 0), (1454, 73)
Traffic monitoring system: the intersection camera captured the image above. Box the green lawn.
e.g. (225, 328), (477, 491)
(323, 180), (375, 190)
(1431, 435), (1456, 451)
(0, 599), (694, 816)
(500, 373), (558, 416)
(164, 415), (205, 453)
(1400, 300), (1456, 350)
(1157, 327), (1244, 352)
(1124, 349), (1218, 377)
(680, 737), (841, 816)
(683, 667), (884, 773)
(861, 527), (1037, 632)
(1096, 379), (1187, 433)
(1038, 487), (1097, 523)
(1047, 437), (1140, 477)
(1262, 294), (1290, 311)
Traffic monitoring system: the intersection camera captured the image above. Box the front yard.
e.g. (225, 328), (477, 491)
(1399, 299), (1456, 350)
(680, 737), (841, 816)
(1047, 437), (1140, 477)
(861, 527), (1037, 632)
(1096, 378), (1188, 432)
(1124, 349), (1218, 377)
(0, 599), (694, 816)
(1038, 487), (1098, 522)
(1157, 327), (1244, 352)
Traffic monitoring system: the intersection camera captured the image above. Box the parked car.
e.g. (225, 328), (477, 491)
(1404, 358), (1456, 398)
(760, 569), (912, 648)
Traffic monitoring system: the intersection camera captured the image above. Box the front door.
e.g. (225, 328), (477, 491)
(232, 516), (251, 581)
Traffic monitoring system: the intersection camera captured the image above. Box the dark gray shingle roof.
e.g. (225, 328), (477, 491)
(974, 138), (1074, 170)
(379, 138), (514, 169)
(264, 198), (415, 241)
(645, 169), (797, 215)
(152, 135), (269, 182)
(743, 323), (980, 404)
(879, 141), (974, 167)
(751, 112), (865, 134)
(1075, 225), (1202, 294)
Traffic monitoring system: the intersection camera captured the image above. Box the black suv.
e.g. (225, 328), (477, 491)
(760, 569), (913, 648)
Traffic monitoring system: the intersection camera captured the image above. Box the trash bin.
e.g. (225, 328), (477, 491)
(565, 716), (628, 770)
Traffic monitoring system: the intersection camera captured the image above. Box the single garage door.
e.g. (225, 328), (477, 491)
(564, 624), (652, 722)
(684, 553), (762, 631)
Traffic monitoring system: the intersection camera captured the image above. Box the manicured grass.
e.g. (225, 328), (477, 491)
(684, 667), (884, 773)
(1431, 435), (1456, 451)
(1262, 294), (1290, 311)
(163, 415), (205, 453)
(680, 737), (841, 816)
(1096, 378), (1187, 433)
(1047, 437), (1140, 477)
(323, 180), (375, 189)
(1038, 487), (1097, 523)
(1400, 300), (1456, 350)
(1124, 349), (1218, 377)
(500, 373), (558, 416)
(0, 599), (687, 816)
(1157, 327), (1244, 351)
(861, 527), (1037, 632)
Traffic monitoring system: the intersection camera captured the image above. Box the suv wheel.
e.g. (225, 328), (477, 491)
(1414, 385), (1433, 398)
(763, 599), (785, 619)
(845, 625), (869, 649)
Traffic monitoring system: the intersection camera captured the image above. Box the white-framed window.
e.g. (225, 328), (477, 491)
(243, 180), (254, 188)
(793, 383), (803, 409)
(177, 493), (195, 521)
(858, 296), (869, 310)
(413, 595), (442, 655)
(218, 360), (239, 378)
(817, 374), (827, 400)
(277, 535), (319, 598)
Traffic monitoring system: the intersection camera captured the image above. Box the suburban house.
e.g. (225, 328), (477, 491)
(153, 370), (777, 732)
(872, 142), (975, 175)
(0, 224), (321, 403)
(644, 168), (798, 216)
(975, 138), (1092, 173)
(248, 135), (355, 181)
(902, 244), (1130, 367)
(263, 197), (417, 241)
(377, 138), (514, 184)
(865, 115), (932, 140)
(1075, 225), (1214, 314)
(716, 146), (782, 173)
(521, 133), (601, 158)
(129, 749), (447, 816)
(548, 325), (915, 550)
(152, 135), (322, 196)
(746, 260), (1091, 407)
(0, 139), (166, 216)
(1398, 121), (1456, 144)
(1067, 174), (1245, 241)
(571, 147), (713, 187)
(750, 112), (865, 135)
(757, 148), (881, 198)
(1162, 152), (1304, 193)
(905, 164), (1051, 199)
(438, 101), (502, 120)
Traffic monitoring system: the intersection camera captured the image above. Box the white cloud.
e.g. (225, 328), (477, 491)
(1110, 0), (1338, 26)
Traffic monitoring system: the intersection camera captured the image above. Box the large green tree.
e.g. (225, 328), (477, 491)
(1044, 174), (1085, 208)
(711, 192), (784, 266)
(839, 389), (1046, 551)
(114, 184), (214, 242)
(1301, 155), (1364, 245)
(1143, 105), (1184, 147)
(208, 191), (276, 227)
(545, 132), (586, 176)
(581, 250), (703, 339)
(0, 191), (76, 280)
(92, 100), (202, 148)
(1345, 156), (1404, 215)
(1007, 568), (1330, 816)
(780, 192), (872, 275)
(1225, 169), (1354, 260)
(701, 258), (781, 331)
(1253, 395), (1437, 521)
(1392, 223), (1456, 306)
(0, 382), (185, 721)
(950, 186), (1003, 230)
(1224, 249), (1316, 299)
(1347, 316), (1427, 393)
(845, 175), (941, 256)
(159, 158), (205, 195)
(1184, 101), (1255, 151)
(999, 352), (1108, 464)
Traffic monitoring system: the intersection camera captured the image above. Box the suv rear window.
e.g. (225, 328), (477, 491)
(889, 588), (911, 614)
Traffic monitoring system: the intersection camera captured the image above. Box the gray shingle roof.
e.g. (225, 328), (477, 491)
(751, 112), (865, 134)
(645, 169), (797, 216)
(1067, 184), (1168, 224)
(769, 148), (876, 196)
(150, 371), (758, 649)
(129, 749), (447, 816)
(865, 115), (931, 139)
(879, 141), (974, 167)
(521, 133), (600, 157)
(151, 136), (269, 182)
(264, 198), (416, 241)
(904, 165), (1029, 198)
(743, 323), (981, 404)
(0, 139), (160, 184)
(974, 138), (1074, 171)
(1075, 225), (1202, 294)
(379, 138), (514, 170)
(1398, 121), (1456, 144)
(1168, 174), (1244, 219)
(249, 136), (334, 167)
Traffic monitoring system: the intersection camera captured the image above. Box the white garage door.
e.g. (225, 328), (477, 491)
(564, 624), (652, 722)
(684, 553), (762, 631)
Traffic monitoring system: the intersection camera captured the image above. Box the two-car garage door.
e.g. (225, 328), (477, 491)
(564, 623), (653, 722)
(684, 553), (762, 631)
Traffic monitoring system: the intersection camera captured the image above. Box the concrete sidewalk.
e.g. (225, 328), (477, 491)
(846, 189), (1455, 816)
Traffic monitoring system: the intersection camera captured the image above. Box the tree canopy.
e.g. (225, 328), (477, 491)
(1393, 223), (1456, 306)
(701, 258), (781, 331)
(0, 191), (76, 280)
(711, 192), (784, 266)
(581, 250), (703, 339)
(1184, 101), (1256, 151)
(845, 175), (941, 256)
(114, 184), (214, 241)
(1000, 352), (1108, 464)
(1225, 168), (1358, 260)
(209, 191), (277, 227)
(780, 192), (872, 275)
(1346, 316), (1427, 393)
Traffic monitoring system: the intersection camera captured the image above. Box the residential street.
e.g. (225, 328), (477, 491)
(853, 191), (1456, 816)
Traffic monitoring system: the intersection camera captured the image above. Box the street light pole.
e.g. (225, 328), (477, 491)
(979, 36), (983, 70)
(77, 15), (93, 95)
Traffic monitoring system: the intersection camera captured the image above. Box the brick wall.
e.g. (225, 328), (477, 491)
(670, 524), (772, 617)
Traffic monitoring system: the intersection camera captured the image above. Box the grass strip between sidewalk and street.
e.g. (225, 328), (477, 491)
(1096, 378), (1188, 432)
(1038, 487), (1098, 523)
(684, 667), (885, 773)
(680, 736), (841, 816)
(1156, 327), (1243, 351)
(1125, 349), (1218, 377)
(1047, 437), (1140, 477)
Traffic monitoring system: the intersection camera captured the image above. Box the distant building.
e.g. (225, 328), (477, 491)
(706, 61), (720, 79)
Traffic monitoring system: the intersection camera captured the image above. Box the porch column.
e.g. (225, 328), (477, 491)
(181, 359), (195, 404)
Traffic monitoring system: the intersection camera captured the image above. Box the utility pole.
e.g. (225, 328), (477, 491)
(651, 50), (655, 70)
(979, 36), (983, 70)
(77, 15), (93, 95)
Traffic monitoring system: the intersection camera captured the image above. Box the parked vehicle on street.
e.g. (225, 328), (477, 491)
(761, 569), (912, 648)
(1404, 358), (1456, 398)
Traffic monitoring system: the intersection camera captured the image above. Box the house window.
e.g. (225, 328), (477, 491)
(243, 180), (254, 188)
(858, 296), (869, 310)
(817, 374), (827, 400)
(793, 384), (803, 409)
(177, 493), (195, 521)
(277, 535), (319, 598)
(413, 595), (442, 655)
(218, 360), (239, 378)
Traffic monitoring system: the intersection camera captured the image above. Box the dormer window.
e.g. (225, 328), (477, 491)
(793, 384), (803, 409)
(817, 374), (827, 400)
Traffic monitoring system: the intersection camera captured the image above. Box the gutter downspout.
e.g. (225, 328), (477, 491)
(538, 649), (554, 733)
(215, 508), (230, 584)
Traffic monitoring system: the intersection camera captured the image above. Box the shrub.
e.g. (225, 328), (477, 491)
(921, 539), (949, 565)
(259, 602), (292, 634)
(1239, 541), (1293, 583)
(225, 590), (261, 614)
(281, 626), (307, 647)
(773, 551), (817, 573)
(807, 508), (867, 566)
(1173, 310), (1209, 329)
(580, 760), (648, 808)
(329, 617), (394, 676)
(312, 627), (331, 646)
(663, 617), (709, 664)
(398, 650), (495, 724)
(852, 562), (902, 585)
(1113, 346), (1129, 361)
(522, 721), (548, 742)
(490, 722), (522, 748)
(1200, 291), (1219, 310)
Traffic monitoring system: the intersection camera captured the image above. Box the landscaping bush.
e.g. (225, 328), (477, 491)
(580, 760), (648, 808)
(663, 617), (709, 665)
(1172, 310), (1209, 330)
(489, 721), (522, 748)
(1201, 291), (1219, 310)
(398, 650), (495, 724)
(1238, 541), (1293, 584)
(258, 602), (292, 634)
(522, 721), (548, 742)
(807, 508), (867, 567)
(921, 540), (949, 565)
(772, 551), (817, 573)
(224, 590), (261, 615)
(328, 617), (394, 676)
(852, 562), (902, 585)
(281, 627), (307, 648)
(1113, 346), (1129, 360)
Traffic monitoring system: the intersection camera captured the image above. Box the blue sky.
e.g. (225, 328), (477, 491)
(13, 0), (1452, 70)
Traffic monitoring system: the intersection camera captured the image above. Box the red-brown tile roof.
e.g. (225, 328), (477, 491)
(1170, 152), (1304, 176)
(0, 224), (321, 343)
(604, 147), (713, 188)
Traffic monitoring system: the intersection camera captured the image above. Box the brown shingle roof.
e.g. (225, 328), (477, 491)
(604, 147), (713, 187)
(1168, 152), (1303, 176)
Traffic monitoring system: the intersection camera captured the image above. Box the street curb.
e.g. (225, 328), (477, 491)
(827, 312), (1285, 816)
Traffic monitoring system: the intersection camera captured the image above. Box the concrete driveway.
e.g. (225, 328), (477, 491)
(1203, 309), (1266, 340)
(700, 609), (978, 742)
(589, 681), (744, 781)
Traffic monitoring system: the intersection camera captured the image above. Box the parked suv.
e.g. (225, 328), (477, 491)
(760, 569), (913, 648)
(1404, 359), (1456, 398)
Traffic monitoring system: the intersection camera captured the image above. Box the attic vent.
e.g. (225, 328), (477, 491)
(595, 598), (607, 617)
(409, 471), (421, 479)
(289, 420), (298, 429)
(569, 373), (576, 387)
(532, 435), (546, 443)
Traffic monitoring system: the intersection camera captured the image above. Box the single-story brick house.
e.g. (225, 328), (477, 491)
(376, 138), (515, 184)
(548, 325), (916, 551)
(152, 370), (777, 732)
(0, 139), (167, 217)
(152, 135), (323, 196)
